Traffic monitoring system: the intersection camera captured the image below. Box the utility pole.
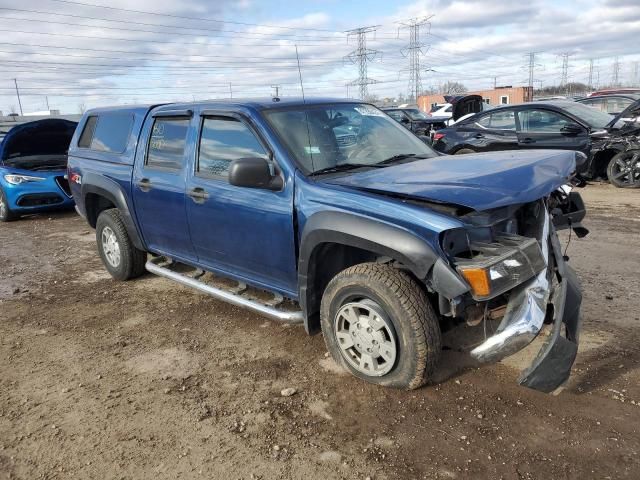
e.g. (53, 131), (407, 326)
(612, 56), (621, 87)
(271, 85), (281, 97)
(397, 16), (432, 103)
(493, 76), (497, 89)
(587, 59), (594, 91)
(13, 78), (23, 116)
(45, 95), (50, 111)
(229, 83), (233, 99)
(345, 25), (381, 100)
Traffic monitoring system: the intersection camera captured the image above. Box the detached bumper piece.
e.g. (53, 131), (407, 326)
(470, 211), (582, 393)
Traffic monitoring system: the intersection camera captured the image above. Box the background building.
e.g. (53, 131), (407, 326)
(418, 86), (533, 112)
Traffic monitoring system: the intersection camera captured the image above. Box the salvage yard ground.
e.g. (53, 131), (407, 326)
(1, 183), (639, 479)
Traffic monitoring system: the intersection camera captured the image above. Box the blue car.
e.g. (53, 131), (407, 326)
(0, 119), (77, 221)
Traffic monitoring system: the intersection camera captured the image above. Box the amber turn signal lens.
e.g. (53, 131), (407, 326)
(459, 268), (491, 298)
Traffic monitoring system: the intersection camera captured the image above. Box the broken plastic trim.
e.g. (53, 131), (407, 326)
(470, 209), (551, 363)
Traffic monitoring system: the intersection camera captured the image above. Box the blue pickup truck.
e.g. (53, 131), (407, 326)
(67, 98), (588, 392)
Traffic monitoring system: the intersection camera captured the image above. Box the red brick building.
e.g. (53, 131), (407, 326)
(418, 86), (533, 112)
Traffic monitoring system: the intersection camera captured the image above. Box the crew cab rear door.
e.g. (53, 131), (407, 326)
(185, 109), (297, 297)
(131, 109), (197, 261)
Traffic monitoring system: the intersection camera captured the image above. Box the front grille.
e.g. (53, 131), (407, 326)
(17, 193), (64, 207)
(55, 176), (72, 197)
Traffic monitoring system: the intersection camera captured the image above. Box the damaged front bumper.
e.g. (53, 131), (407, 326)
(470, 209), (583, 393)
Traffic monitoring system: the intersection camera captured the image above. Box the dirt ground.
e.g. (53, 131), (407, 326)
(1, 183), (639, 480)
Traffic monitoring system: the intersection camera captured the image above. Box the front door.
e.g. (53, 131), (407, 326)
(132, 113), (197, 261)
(516, 108), (590, 154)
(185, 112), (297, 296)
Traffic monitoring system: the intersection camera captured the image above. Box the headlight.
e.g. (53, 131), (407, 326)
(4, 174), (46, 185)
(454, 235), (546, 300)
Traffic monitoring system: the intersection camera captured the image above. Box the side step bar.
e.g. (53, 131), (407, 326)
(145, 258), (304, 324)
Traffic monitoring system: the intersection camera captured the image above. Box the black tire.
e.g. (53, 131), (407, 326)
(320, 262), (441, 390)
(607, 150), (640, 188)
(96, 208), (147, 280)
(454, 148), (476, 155)
(0, 187), (17, 222)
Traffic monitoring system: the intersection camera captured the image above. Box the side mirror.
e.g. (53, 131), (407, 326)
(228, 157), (283, 191)
(561, 123), (583, 135)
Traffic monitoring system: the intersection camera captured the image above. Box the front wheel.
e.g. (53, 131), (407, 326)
(607, 150), (640, 188)
(96, 208), (147, 280)
(320, 263), (442, 390)
(0, 187), (16, 222)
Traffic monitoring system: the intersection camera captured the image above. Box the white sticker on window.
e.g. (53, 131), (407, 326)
(354, 106), (385, 117)
(304, 146), (321, 154)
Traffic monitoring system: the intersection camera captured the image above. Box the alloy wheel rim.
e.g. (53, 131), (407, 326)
(612, 152), (640, 185)
(334, 300), (397, 377)
(101, 226), (121, 268)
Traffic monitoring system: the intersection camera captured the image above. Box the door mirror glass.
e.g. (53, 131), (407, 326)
(228, 157), (282, 190)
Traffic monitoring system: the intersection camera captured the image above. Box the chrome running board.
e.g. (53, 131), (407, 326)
(145, 257), (304, 324)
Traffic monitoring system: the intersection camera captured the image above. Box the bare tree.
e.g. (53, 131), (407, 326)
(438, 81), (468, 95)
(78, 103), (87, 114)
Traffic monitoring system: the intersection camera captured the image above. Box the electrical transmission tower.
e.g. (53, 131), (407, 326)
(345, 25), (381, 100)
(558, 52), (572, 93)
(612, 56), (621, 87)
(525, 52), (541, 100)
(397, 16), (433, 103)
(588, 59), (594, 90)
(632, 61), (639, 87)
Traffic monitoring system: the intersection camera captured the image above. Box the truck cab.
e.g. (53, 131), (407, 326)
(67, 98), (587, 393)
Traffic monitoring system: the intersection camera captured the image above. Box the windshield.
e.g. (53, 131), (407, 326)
(559, 102), (623, 129)
(404, 108), (429, 120)
(264, 103), (437, 174)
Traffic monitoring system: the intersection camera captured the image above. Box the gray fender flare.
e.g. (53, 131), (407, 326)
(81, 172), (146, 251)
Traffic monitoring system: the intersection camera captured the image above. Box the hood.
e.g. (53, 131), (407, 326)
(0, 119), (77, 162)
(325, 150), (576, 211)
(444, 94), (484, 121)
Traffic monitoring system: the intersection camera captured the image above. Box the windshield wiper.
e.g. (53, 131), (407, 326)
(309, 162), (385, 176)
(376, 153), (433, 166)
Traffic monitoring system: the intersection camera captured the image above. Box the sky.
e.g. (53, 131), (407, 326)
(1, 0), (639, 114)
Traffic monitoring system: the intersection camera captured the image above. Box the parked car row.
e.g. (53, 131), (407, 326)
(431, 97), (640, 188)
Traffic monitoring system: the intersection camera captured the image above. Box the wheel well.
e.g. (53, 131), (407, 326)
(592, 149), (619, 179)
(304, 242), (424, 335)
(84, 193), (116, 228)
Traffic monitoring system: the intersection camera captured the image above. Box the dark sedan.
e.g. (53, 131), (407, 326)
(381, 107), (446, 136)
(432, 100), (634, 182)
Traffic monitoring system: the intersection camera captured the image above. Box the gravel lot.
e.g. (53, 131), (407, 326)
(1, 183), (639, 480)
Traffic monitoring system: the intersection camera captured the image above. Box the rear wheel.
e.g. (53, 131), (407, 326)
(96, 208), (147, 280)
(607, 150), (640, 188)
(0, 187), (16, 222)
(320, 263), (441, 390)
(454, 148), (476, 155)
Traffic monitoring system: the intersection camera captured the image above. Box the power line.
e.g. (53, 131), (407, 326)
(345, 25), (381, 100)
(0, 9), (341, 41)
(46, 0), (340, 33)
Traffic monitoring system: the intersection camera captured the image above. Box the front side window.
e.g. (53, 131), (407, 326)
(146, 117), (189, 170)
(198, 117), (268, 178)
(264, 103), (437, 174)
(475, 110), (516, 130)
(518, 109), (571, 133)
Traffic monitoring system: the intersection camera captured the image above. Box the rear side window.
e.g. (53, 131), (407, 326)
(475, 110), (516, 130)
(77, 113), (133, 153)
(146, 117), (190, 170)
(78, 116), (97, 148)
